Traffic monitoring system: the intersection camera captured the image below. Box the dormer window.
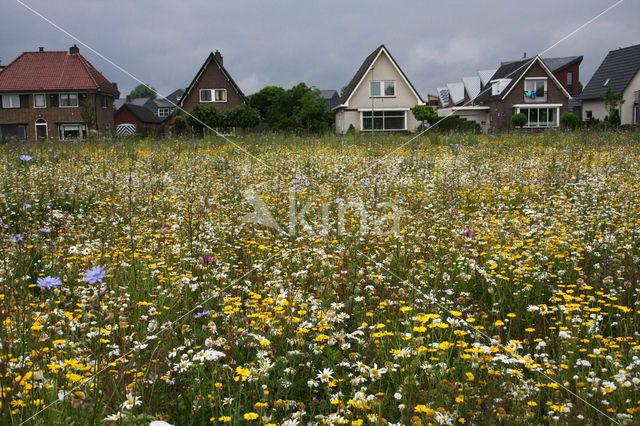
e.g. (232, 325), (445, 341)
(370, 81), (395, 97)
(491, 79), (511, 96)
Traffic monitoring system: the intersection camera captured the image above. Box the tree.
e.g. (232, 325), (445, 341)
(171, 116), (188, 137)
(560, 111), (579, 130)
(511, 113), (527, 128)
(129, 84), (157, 99)
(80, 94), (97, 130)
(411, 105), (438, 128)
(186, 105), (224, 135)
(225, 105), (261, 129)
(600, 82), (625, 126)
(248, 86), (285, 126)
(293, 88), (328, 133)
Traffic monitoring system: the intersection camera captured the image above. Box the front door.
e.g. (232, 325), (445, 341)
(35, 120), (47, 140)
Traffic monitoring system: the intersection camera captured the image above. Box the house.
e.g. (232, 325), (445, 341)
(334, 45), (424, 134)
(156, 89), (185, 118)
(474, 55), (572, 130)
(320, 90), (340, 112)
(0, 45), (119, 140)
(177, 50), (248, 134)
(114, 102), (165, 137)
(579, 44), (640, 124)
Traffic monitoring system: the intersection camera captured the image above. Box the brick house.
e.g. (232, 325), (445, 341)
(178, 50), (248, 134)
(474, 55), (572, 130)
(114, 103), (165, 137)
(0, 45), (119, 140)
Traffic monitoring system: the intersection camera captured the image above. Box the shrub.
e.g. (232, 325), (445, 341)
(172, 116), (188, 137)
(560, 112), (579, 130)
(511, 113), (527, 128)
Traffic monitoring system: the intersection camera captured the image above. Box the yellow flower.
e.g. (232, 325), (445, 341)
(217, 416), (231, 422)
(414, 404), (435, 416)
(465, 372), (475, 381)
(494, 320), (505, 326)
(243, 412), (259, 420)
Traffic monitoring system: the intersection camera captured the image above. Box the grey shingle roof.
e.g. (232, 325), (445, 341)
(543, 56), (583, 73)
(475, 58), (534, 103)
(579, 44), (640, 101)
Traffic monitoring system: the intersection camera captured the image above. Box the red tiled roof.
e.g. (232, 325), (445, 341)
(0, 50), (119, 96)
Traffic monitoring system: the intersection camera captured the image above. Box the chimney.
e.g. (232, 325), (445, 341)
(522, 52), (528, 61)
(214, 50), (223, 65)
(38, 47), (44, 52)
(69, 44), (80, 55)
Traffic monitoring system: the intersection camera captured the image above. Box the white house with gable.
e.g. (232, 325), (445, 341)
(334, 45), (424, 134)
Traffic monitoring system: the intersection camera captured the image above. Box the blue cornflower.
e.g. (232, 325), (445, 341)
(83, 266), (107, 284)
(194, 310), (210, 319)
(20, 154), (32, 162)
(37, 276), (62, 290)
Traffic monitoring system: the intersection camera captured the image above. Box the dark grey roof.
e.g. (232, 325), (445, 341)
(320, 89), (338, 99)
(543, 56), (583, 73)
(579, 44), (640, 101)
(157, 89), (185, 108)
(114, 98), (125, 110)
(336, 44), (423, 107)
(120, 103), (164, 124)
(475, 58), (534, 103)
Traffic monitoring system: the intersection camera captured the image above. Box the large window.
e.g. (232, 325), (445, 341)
(59, 94), (79, 107)
(515, 106), (559, 127)
(370, 81), (395, 97)
(157, 108), (170, 118)
(2, 95), (21, 108)
(34, 94), (46, 108)
(524, 78), (547, 102)
(0, 124), (27, 140)
(362, 110), (406, 131)
(200, 89), (227, 102)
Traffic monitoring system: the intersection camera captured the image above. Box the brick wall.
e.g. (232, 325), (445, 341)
(489, 61), (569, 130)
(180, 57), (246, 115)
(0, 92), (115, 139)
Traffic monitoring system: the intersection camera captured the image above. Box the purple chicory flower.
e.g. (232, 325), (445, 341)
(83, 266), (107, 284)
(199, 254), (215, 264)
(194, 310), (210, 319)
(20, 154), (32, 162)
(39, 228), (51, 233)
(464, 229), (474, 238)
(37, 276), (62, 290)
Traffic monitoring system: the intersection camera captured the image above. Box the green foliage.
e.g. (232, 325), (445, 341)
(249, 83), (329, 133)
(80, 95), (97, 130)
(434, 115), (480, 133)
(186, 105), (224, 133)
(225, 104), (261, 129)
(129, 83), (157, 99)
(560, 111), (579, 130)
(171, 116), (188, 137)
(600, 82), (624, 126)
(511, 113), (527, 128)
(411, 104), (437, 126)
(346, 124), (357, 136)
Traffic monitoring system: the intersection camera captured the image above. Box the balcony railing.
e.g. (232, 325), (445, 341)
(524, 91), (547, 103)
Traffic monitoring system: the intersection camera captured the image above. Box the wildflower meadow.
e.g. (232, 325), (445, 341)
(1, 131), (640, 425)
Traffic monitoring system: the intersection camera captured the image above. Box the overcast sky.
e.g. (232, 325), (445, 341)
(1, 0), (638, 100)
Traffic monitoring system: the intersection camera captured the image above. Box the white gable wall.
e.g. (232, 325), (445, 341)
(337, 49), (422, 134)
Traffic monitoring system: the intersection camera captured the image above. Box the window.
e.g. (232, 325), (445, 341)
(0, 124), (27, 140)
(586, 110), (593, 119)
(60, 124), (85, 140)
(199, 89), (227, 102)
(514, 106), (559, 127)
(157, 108), (170, 118)
(34, 94), (46, 108)
(59, 94), (79, 107)
(200, 89), (212, 102)
(524, 79), (547, 101)
(634, 104), (639, 125)
(370, 81), (395, 97)
(2, 95), (21, 108)
(362, 110), (406, 131)
(100, 96), (108, 108)
(567, 71), (574, 93)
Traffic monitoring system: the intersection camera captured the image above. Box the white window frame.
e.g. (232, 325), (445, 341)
(34, 94), (47, 108)
(157, 108), (170, 118)
(59, 93), (79, 108)
(199, 89), (212, 102)
(370, 81), (395, 98)
(524, 77), (547, 102)
(360, 109), (407, 131)
(2, 95), (21, 108)
(513, 104), (561, 128)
